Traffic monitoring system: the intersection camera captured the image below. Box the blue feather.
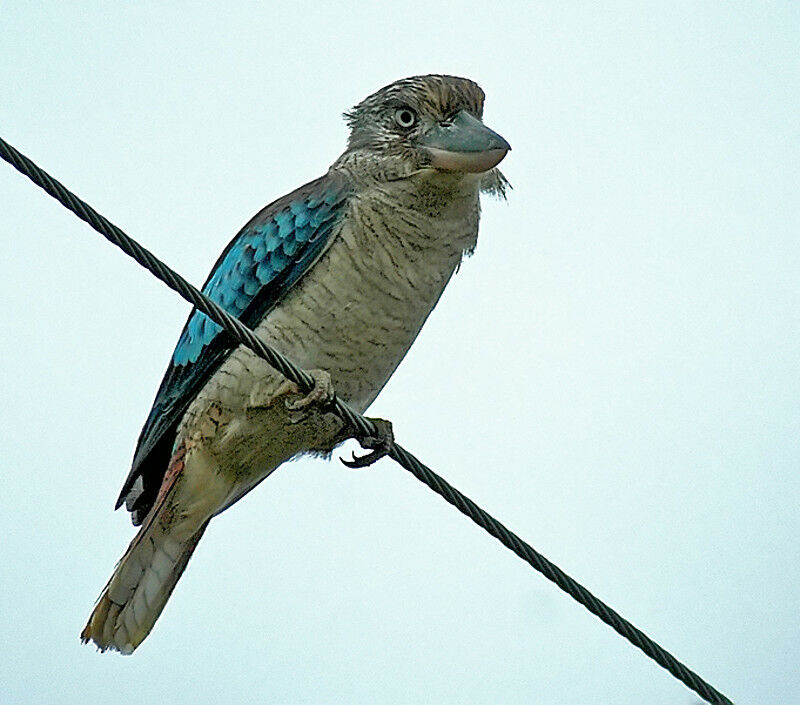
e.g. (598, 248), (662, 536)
(119, 172), (353, 515)
(172, 180), (350, 366)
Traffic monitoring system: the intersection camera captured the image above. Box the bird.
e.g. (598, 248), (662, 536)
(81, 74), (510, 654)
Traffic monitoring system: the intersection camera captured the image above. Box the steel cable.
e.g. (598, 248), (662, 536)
(1, 135), (734, 705)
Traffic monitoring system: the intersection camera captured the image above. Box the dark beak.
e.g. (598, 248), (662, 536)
(420, 110), (510, 173)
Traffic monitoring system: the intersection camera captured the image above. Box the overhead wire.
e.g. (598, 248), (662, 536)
(0, 135), (734, 705)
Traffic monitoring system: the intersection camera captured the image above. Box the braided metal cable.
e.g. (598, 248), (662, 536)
(1, 135), (734, 705)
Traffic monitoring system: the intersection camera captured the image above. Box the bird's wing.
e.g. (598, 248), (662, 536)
(116, 171), (352, 522)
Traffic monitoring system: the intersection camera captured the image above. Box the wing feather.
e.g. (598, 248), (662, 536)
(116, 171), (352, 522)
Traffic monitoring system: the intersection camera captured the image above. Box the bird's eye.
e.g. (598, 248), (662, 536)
(394, 107), (417, 129)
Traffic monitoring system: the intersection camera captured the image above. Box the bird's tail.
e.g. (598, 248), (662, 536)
(81, 446), (208, 654)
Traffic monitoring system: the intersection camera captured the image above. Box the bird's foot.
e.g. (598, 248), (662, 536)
(283, 369), (336, 423)
(341, 418), (394, 469)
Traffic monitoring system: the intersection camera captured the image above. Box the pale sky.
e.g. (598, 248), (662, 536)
(1, 3), (798, 704)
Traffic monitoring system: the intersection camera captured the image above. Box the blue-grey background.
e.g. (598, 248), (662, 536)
(1, 3), (797, 703)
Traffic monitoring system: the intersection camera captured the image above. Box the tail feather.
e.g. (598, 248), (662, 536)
(82, 443), (212, 654)
(81, 520), (207, 654)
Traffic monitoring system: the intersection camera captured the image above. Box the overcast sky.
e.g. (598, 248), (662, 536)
(1, 3), (798, 704)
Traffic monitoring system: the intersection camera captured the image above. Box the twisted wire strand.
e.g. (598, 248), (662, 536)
(0, 135), (734, 705)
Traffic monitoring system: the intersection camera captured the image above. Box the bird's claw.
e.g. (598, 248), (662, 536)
(284, 369), (335, 423)
(341, 418), (394, 469)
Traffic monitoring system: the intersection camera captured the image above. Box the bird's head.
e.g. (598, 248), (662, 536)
(340, 75), (510, 186)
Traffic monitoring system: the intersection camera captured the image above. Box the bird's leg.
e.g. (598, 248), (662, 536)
(280, 369), (336, 423)
(341, 418), (394, 469)
(277, 369), (393, 466)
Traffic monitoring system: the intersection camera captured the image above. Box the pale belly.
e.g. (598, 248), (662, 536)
(177, 182), (479, 499)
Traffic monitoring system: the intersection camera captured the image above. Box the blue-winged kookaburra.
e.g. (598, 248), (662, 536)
(82, 74), (510, 653)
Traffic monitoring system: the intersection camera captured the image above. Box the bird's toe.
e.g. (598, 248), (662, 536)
(341, 418), (394, 469)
